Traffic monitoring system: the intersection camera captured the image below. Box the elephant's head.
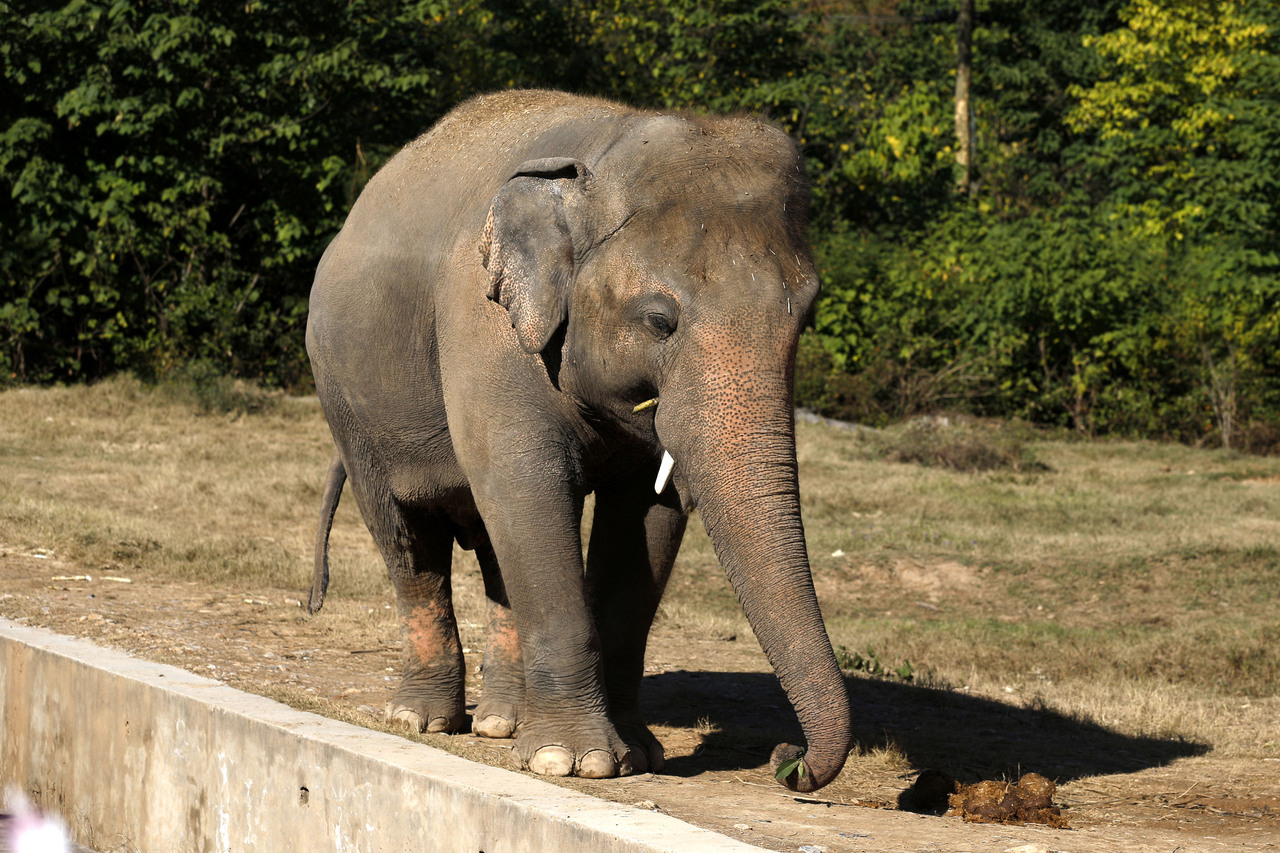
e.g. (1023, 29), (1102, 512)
(480, 115), (852, 791)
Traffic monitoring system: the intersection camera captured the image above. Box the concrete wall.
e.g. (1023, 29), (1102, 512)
(0, 619), (765, 853)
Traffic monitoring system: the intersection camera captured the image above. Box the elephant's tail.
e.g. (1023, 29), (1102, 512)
(308, 452), (346, 615)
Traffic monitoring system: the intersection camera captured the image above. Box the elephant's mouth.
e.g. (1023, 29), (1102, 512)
(631, 396), (676, 494)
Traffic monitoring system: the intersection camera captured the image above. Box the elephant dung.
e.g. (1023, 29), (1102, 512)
(947, 772), (1069, 828)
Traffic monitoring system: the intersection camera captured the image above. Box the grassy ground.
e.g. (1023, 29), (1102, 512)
(2, 377), (1278, 846)
(4, 377), (1279, 705)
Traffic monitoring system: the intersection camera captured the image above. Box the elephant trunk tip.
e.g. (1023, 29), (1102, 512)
(769, 742), (845, 793)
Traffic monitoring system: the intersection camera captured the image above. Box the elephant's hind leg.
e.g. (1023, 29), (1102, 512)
(364, 495), (467, 734)
(470, 535), (526, 739)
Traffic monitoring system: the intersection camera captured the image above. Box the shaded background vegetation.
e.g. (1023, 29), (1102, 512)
(3, 0), (1278, 449)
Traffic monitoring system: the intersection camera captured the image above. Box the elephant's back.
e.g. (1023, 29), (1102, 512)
(310, 91), (647, 358)
(311, 92), (629, 322)
(314, 92), (637, 306)
(369, 91), (634, 220)
(405, 90), (628, 169)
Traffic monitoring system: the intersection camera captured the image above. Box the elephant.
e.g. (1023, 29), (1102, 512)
(305, 89), (852, 792)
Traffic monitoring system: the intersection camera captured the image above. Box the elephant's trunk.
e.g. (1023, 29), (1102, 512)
(662, 372), (852, 792)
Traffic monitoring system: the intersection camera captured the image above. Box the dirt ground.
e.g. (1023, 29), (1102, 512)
(2, 548), (1278, 853)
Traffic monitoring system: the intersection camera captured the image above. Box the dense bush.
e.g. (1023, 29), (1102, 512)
(1, 0), (473, 384)
(796, 0), (1280, 449)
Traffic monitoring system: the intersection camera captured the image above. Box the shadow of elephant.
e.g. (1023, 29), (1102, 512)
(642, 669), (1206, 786)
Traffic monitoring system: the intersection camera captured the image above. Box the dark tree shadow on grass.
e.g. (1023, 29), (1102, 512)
(641, 670), (1207, 785)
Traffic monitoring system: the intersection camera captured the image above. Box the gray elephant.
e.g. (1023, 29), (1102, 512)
(305, 89), (852, 791)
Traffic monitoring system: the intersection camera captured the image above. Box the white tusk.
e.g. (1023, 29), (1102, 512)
(654, 451), (675, 494)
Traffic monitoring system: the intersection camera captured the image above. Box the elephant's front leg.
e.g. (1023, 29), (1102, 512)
(481, 489), (632, 778)
(587, 480), (687, 774)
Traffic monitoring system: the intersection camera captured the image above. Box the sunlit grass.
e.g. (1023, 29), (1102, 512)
(2, 376), (1279, 761)
(0, 376), (354, 593)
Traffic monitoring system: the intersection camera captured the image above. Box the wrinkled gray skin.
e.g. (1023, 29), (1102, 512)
(306, 90), (852, 791)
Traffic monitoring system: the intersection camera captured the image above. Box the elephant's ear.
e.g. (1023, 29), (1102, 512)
(481, 158), (593, 354)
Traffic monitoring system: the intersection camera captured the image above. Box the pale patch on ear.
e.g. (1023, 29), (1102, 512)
(480, 158), (592, 354)
(480, 177), (574, 354)
(480, 206), (497, 296)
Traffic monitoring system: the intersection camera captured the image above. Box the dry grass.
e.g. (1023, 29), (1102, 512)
(2, 377), (1279, 776)
(0, 376), (378, 595)
(788, 416), (1280, 772)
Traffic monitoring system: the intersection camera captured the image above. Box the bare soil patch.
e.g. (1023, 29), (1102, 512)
(4, 549), (1277, 853)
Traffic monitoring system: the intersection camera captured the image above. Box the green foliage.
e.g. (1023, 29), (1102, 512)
(1, 0), (472, 384)
(460, 0), (809, 110)
(1061, 0), (1280, 447)
(578, 0), (808, 109)
(835, 644), (916, 682)
(773, 752), (807, 783)
(798, 0), (1280, 447)
(2, 0), (1277, 448)
(1069, 0), (1280, 243)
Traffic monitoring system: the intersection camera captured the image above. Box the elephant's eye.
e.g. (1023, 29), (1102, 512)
(636, 292), (680, 340)
(645, 311), (676, 338)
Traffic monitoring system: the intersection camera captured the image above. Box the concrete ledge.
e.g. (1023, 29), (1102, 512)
(0, 619), (766, 853)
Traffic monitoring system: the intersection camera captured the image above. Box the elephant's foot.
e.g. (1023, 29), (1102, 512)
(472, 697), (522, 738)
(529, 746), (621, 778)
(385, 702), (465, 734)
(613, 715), (665, 774)
(389, 600), (466, 732)
(385, 684), (466, 734)
(514, 718), (634, 779)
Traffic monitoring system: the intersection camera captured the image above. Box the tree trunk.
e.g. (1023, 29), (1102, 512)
(954, 0), (976, 196)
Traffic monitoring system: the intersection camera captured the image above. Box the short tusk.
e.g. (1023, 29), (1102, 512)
(633, 397), (659, 413)
(654, 451), (675, 494)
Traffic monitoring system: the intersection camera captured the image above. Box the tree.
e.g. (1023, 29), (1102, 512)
(953, 0), (975, 195)
(0, 0), (476, 383)
(1068, 0), (1280, 447)
(1069, 0), (1280, 244)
